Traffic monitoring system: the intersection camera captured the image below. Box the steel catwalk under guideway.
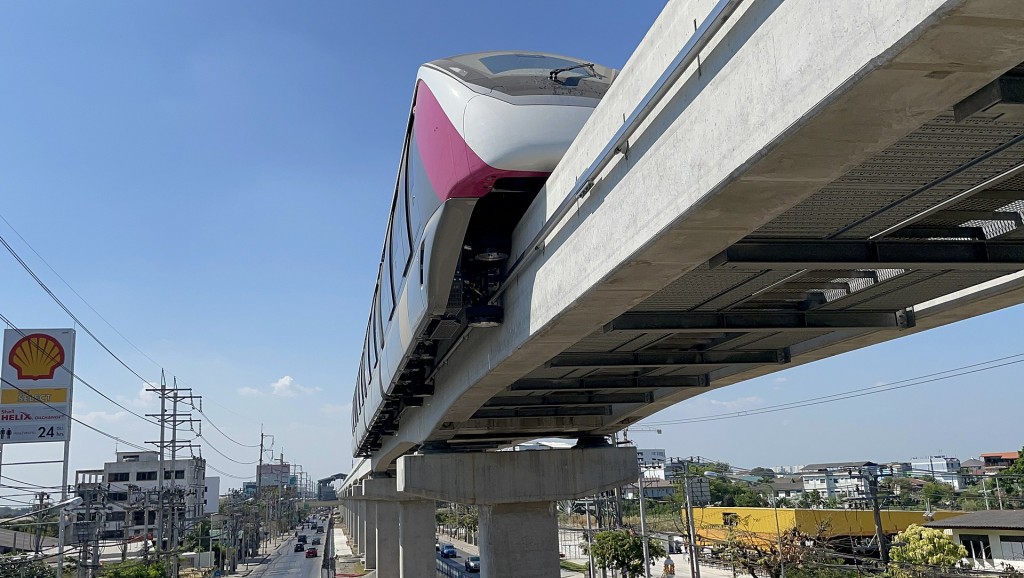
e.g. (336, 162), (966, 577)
(338, 0), (1024, 475)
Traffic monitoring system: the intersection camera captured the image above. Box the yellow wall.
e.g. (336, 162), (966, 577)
(689, 507), (965, 546)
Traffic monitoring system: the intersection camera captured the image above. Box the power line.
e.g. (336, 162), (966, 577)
(0, 311), (160, 427)
(0, 212), (163, 371)
(206, 463), (253, 481)
(191, 405), (260, 448)
(0, 232), (153, 387)
(0, 220), (264, 444)
(646, 353), (1024, 426)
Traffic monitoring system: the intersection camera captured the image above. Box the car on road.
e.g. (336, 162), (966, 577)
(439, 544), (457, 559)
(316, 526), (324, 534)
(294, 544), (305, 552)
(305, 548), (318, 558)
(298, 535), (308, 544)
(311, 537), (321, 545)
(464, 556), (480, 572)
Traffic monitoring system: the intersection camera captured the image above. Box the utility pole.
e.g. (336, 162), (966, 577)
(982, 477), (991, 510)
(996, 477), (1005, 510)
(34, 491), (48, 555)
(865, 470), (888, 563)
(147, 376), (201, 576)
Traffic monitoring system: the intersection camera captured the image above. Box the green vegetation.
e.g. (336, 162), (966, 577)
(584, 529), (666, 578)
(0, 557), (56, 578)
(559, 559), (588, 571)
(98, 560), (168, 578)
(886, 524), (966, 578)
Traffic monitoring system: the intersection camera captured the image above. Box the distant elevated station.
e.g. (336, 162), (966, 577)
(340, 1), (1024, 577)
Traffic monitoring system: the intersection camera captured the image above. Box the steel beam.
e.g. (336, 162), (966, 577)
(709, 240), (1024, 271)
(972, 189), (1024, 201)
(472, 406), (613, 419)
(893, 226), (986, 240)
(604, 309), (914, 333)
(934, 210), (1023, 225)
(546, 349), (789, 369)
(484, 392), (654, 408)
(508, 375), (709, 391)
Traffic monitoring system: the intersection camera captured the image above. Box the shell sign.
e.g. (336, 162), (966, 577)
(8, 334), (65, 380)
(0, 328), (75, 445)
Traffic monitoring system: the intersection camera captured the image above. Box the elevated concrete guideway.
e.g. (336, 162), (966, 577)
(361, 0), (1024, 469)
(340, 2), (1024, 576)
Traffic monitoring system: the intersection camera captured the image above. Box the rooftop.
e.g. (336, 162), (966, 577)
(926, 511), (1024, 531)
(980, 452), (1019, 459)
(802, 461), (878, 472)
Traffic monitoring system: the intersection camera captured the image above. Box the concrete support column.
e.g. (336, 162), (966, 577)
(399, 499), (436, 578)
(375, 500), (400, 578)
(398, 446), (639, 578)
(361, 477), (438, 578)
(363, 501), (378, 569)
(356, 499), (366, 555)
(479, 502), (559, 578)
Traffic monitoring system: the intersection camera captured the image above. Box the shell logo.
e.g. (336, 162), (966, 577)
(8, 334), (65, 381)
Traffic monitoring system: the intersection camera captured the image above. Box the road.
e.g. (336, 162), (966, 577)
(247, 527), (326, 578)
(436, 539), (477, 578)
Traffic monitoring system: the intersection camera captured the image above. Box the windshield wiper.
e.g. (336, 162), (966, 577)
(549, 62), (595, 81)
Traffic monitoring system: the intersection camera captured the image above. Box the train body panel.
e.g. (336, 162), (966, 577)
(351, 52), (618, 457)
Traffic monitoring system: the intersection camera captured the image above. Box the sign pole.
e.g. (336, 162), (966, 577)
(57, 331), (76, 578)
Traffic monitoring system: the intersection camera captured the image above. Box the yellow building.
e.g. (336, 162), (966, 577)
(689, 507), (966, 547)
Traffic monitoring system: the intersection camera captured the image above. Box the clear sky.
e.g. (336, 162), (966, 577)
(0, 1), (1021, 498)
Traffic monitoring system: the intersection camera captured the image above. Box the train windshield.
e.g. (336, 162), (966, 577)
(432, 51), (618, 99)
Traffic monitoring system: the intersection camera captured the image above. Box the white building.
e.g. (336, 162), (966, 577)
(74, 451), (217, 543)
(800, 461), (879, 501)
(637, 448), (666, 466)
(909, 456), (963, 490)
(927, 511), (1024, 571)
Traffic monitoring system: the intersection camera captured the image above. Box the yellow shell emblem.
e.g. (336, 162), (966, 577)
(8, 334), (65, 381)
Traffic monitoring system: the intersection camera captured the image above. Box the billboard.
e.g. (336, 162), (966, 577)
(0, 329), (75, 444)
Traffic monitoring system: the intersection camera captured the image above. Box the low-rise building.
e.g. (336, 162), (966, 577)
(691, 506), (964, 551)
(800, 461), (879, 500)
(73, 451), (217, 545)
(771, 477), (804, 500)
(909, 456), (963, 490)
(926, 510), (1024, 571)
(981, 452), (1020, 474)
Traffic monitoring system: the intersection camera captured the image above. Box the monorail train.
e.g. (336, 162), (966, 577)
(351, 51), (619, 458)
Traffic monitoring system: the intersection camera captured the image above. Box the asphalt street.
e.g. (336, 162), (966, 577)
(247, 531), (325, 578)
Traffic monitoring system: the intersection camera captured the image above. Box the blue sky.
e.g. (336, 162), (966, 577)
(0, 1), (1020, 496)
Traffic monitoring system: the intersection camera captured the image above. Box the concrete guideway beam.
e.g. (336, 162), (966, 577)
(398, 447), (639, 578)
(371, 0), (1024, 470)
(396, 447), (639, 504)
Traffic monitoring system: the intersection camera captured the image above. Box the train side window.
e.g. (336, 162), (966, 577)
(419, 240), (425, 286)
(377, 289), (385, 347)
(392, 162), (412, 279)
(372, 293), (381, 365)
(403, 139), (414, 265)
(382, 237), (395, 320)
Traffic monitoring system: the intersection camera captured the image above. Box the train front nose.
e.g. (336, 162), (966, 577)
(462, 94), (596, 172)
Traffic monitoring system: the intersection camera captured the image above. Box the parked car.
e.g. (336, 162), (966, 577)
(439, 544), (457, 559)
(464, 556), (480, 572)
(294, 544), (305, 552)
(305, 548), (318, 558)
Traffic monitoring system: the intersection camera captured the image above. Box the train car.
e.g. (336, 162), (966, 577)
(351, 51), (618, 457)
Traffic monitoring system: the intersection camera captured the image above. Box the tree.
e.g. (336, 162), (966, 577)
(0, 556), (56, 578)
(920, 482), (954, 508)
(720, 521), (848, 578)
(585, 530), (667, 578)
(886, 524), (966, 578)
(99, 560), (167, 578)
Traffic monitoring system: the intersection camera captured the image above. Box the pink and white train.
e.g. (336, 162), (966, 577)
(351, 51), (618, 457)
